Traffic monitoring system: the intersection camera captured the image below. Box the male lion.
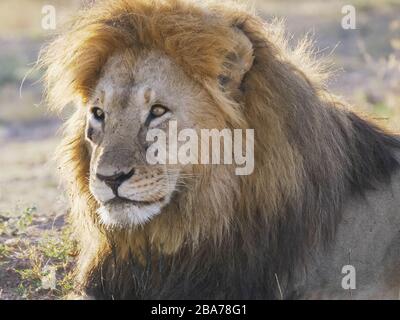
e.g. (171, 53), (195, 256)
(42, 0), (400, 299)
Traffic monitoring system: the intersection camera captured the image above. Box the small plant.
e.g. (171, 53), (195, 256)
(0, 244), (9, 258)
(0, 207), (37, 236)
(58, 270), (75, 297)
(12, 227), (77, 299)
(15, 207), (36, 233)
(39, 230), (75, 262)
(0, 222), (6, 236)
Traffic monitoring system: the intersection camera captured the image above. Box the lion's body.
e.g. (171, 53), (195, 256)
(42, 0), (400, 299)
(302, 167), (400, 299)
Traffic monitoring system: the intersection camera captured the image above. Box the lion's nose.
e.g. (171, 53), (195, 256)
(96, 169), (135, 195)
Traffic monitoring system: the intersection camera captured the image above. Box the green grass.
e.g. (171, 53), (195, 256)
(0, 243), (10, 258)
(0, 206), (36, 236)
(0, 207), (77, 299)
(13, 227), (77, 299)
(16, 207), (35, 233)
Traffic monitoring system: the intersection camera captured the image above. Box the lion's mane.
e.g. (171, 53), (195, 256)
(42, 0), (400, 299)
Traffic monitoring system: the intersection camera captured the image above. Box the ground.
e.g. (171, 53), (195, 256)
(0, 0), (399, 300)
(0, 135), (76, 299)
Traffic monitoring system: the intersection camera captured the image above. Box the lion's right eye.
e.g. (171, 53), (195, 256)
(91, 107), (105, 121)
(150, 104), (169, 118)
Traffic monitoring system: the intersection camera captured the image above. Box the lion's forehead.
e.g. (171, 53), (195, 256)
(97, 50), (191, 96)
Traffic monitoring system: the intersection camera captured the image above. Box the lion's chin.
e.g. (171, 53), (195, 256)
(97, 200), (162, 227)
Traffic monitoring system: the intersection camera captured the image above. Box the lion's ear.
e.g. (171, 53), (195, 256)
(219, 27), (254, 96)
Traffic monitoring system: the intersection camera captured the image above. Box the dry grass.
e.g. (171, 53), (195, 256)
(0, 204), (77, 298)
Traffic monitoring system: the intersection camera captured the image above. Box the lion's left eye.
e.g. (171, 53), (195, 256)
(91, 107), (105, 121)
(150, 104), (168, 117)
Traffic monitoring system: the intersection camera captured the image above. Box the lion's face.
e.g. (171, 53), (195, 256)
(86, 50), (223, 227)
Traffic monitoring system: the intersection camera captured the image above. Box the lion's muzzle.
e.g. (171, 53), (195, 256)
(96, 169), (135, 197)
(90, 164), (178, 227)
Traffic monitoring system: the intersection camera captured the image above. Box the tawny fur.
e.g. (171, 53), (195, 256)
(41, 0), (400, 299)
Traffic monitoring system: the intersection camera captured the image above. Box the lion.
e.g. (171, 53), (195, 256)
(41, 0), (400, 299)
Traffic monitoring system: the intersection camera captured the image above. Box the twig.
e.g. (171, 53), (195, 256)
(274, 273), (284, 300)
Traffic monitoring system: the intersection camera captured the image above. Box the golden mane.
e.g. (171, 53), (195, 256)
(42, 0), (400, 299)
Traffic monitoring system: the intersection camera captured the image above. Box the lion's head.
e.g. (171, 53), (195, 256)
(86, 50), (202, 227)
(84, 42), (252, 227)
(43, 0), (261, 235)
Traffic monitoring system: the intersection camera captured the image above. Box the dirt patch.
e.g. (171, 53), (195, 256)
(0, 136), (76, 300)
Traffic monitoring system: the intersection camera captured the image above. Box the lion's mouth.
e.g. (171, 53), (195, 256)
(98, 195), (168, 227)
(91, 171), (179, 227)
(105, 196), (165, 208)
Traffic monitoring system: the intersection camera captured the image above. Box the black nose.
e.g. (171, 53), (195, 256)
(96, 169), (135, 195)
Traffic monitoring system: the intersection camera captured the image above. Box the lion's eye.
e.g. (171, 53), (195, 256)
(91, 107), (105, 121)
(150, 104), (168, 117)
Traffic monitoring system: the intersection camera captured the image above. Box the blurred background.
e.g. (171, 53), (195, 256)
(0, 0), (399, 299)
